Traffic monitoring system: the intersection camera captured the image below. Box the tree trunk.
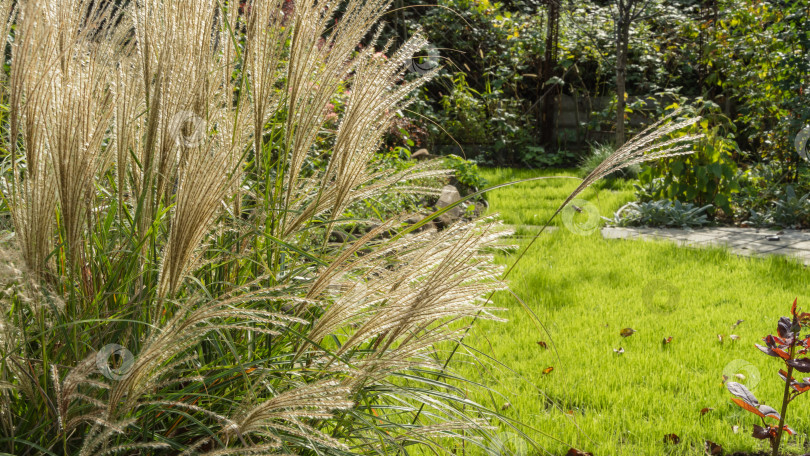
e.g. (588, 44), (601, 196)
(540, 0), (559, 150)
(615, 11), (630, 147)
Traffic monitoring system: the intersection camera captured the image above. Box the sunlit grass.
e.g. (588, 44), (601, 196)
(480, 168), (635, 229)
(455, 167), (810, 455)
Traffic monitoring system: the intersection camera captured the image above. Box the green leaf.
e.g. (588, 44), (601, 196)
(709, 163), (722, 178)
(697, 167), (709, 188)
(714, 193), (729, 209)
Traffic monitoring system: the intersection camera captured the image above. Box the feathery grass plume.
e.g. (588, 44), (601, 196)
(155, 99), (249, 299)
(281, 0), (349, 211)
(558, 108), (702, 214)
(41, 1), (122, 268)
(283, 158), (450, 239)
(0, 240), (67, 436)
(317, 33), (440, 237)
(106, 285), (308, 416)
(224, 379), (354, 447)
(280, 0), (396, 224)
(279, 30), (447, 237)
(112, 57), (145, 217)
(0, 243), (24, 435)
(0, 1), (13, 86)
(339, 221), (509, 354)
(53, 354), (109, 433)
(307, 219), (509, 350)
(128, 0), (230, 235)
(128, 0), (161, 239)
(3, 0), (58, 276)
(77, 417), (141, 456)
(244, 0), (289, 176)
(154, 0), (252, 299)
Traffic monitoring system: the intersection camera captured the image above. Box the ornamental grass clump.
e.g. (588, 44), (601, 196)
(0, 1), (511, 453)
(0, 0), (703, 454)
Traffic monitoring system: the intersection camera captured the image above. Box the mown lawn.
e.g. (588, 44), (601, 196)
(454, 168), (810, 456)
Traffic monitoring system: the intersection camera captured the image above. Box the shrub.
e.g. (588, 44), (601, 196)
(519, 145), (578, 169)
(436, 72), (492, 145)
(427, 71), (537, 166)
(771, 185), (810, 229)
(443, 154), (488, 199)
(608, 200), (712, 228)
(705, 1), (810, 174)
(411, 0), (544, 163)
(633, 177), (667, 203)
(638, 107), (741, 217)
(737, 179), (810, 229)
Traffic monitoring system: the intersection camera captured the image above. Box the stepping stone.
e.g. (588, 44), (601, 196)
(601, 226), (810, 265)
(602, 227), (639, 240)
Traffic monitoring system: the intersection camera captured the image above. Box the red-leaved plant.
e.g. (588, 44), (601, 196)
(726, 299), (810, 456)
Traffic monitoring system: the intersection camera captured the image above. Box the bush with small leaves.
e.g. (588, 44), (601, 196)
(608, 200), (712, 228)
(444, 154), (489, 199)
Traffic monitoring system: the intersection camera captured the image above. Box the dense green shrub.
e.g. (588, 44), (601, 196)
(398, 0), (809, 171)
(704, 0), (810, 175)
(743, 184), (810, 229)
(403, 0), (550, 164)
(734, 162), (810, 228)
(435, 72), (492, 145)
(639, 107), (741, 217)
(443, 154), (489, 198)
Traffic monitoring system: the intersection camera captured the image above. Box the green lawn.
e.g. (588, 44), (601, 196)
(456, 168), (810, 455)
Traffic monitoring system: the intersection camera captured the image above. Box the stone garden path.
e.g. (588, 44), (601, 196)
(601, 226), (810, 265)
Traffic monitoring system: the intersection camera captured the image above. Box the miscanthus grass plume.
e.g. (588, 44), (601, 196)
(0, 0), (701, 454)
